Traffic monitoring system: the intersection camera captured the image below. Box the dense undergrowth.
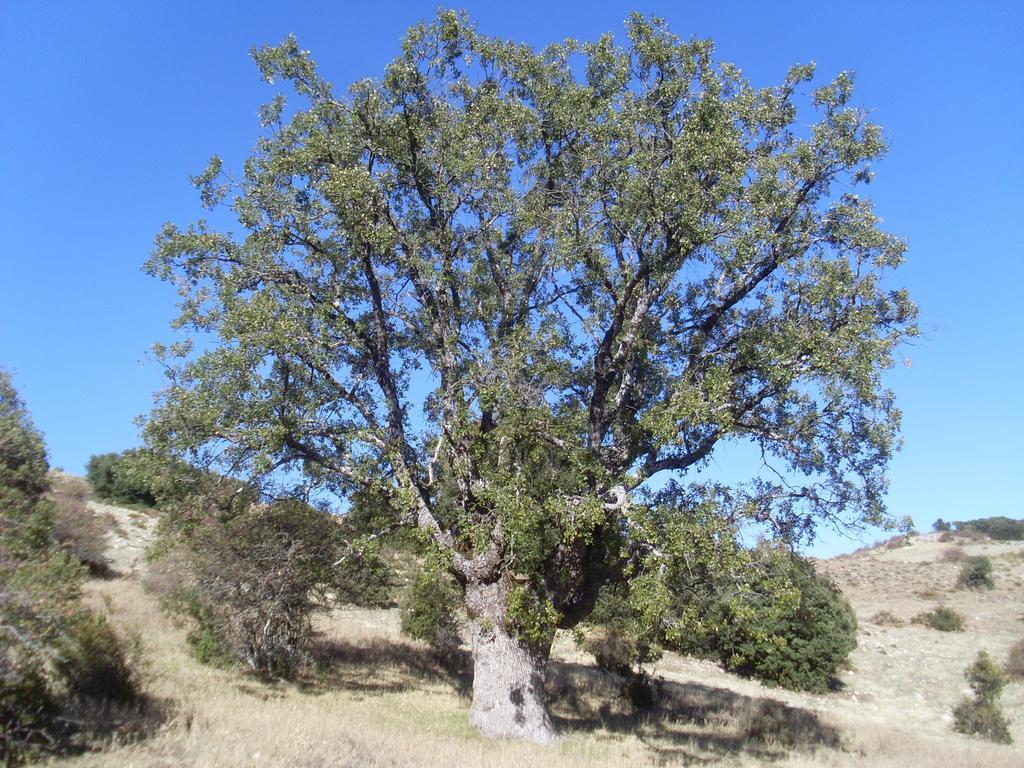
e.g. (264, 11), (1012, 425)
(1, 371), (144, 766)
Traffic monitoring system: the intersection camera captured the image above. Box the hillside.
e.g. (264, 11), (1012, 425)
(52, 497), (1023, 767)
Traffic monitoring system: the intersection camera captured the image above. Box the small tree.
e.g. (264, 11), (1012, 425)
(400, 558), (462, 658)
(148, 483), (390, 677)
(580, 531), (857, 694)
(953, 651), (1012, 744)
(932, 518), (952, 533)
(711, 552), (857, 693)
(145, 11), (917, 742)
(957, 555), (995, 590)
(87, 449), (162, 507)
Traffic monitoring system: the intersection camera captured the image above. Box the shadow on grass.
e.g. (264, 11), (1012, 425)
(300, 635), (841, 761)
(302, 637), (473, 698)
(548, 661), (842, 763)
(56, 693), (176, 760)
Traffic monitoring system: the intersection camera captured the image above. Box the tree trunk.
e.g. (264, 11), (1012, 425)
(465, 581), (558, 743)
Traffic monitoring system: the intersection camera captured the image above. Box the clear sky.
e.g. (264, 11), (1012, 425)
(1, 1), (1021, 556)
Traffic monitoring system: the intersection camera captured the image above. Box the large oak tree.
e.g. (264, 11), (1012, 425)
(145, 12), (917, 742)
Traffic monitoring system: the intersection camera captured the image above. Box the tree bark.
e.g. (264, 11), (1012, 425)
(464, 581), (558, 744)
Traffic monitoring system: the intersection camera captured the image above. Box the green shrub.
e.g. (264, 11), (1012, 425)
(187, 612), (237, 670)
(953, 651), (1012, 744)
(911, 606), (964, 632)
(954, 700), (1012, 744)
(86, 450), (159, 507)
(56, 613), (141, 704)
(578, 525), (857, 695)
(712, 555), (858, 693)
(0, 660), (58, 766)
(933, 518), (952, 533)
(400, 562), (461, 655)
(957, 556), (995, 590)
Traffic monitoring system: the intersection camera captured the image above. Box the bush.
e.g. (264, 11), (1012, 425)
(47, 474), (113, 576)
(884, 534), (911, 549)
(933, 518), (953, 533)
(871, 610), (905, 627)
(953, 651), (1012, 744)
(1004, 639), (1024, 680)
(86, 450), (158, 507)
(911, 606), (964, 632)
(713, 555), (858, 693)
(0, 370), (143, 765)
(940, 547), (965, 563)
(957, 556), (995, 590)
(149, 495), (390, 678)
(580, 530), (858, 695)
(400, 562), (461, 656)
(954, 699), (1012, 744)
(0, 660), (58, 766)
(578, 581), (659, 675)
(55, 613), (141, 704)
(573, 504), (857, 695)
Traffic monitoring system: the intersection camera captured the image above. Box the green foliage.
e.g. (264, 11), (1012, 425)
(957, 556), (994, 590)
(87, 450), (158, 507)
(0, 370), (143, 765)
(955, 516), (1024, 541)
(953, 651), (1012, 744)
(579, 497), (856, 693)
(0, 373), (53, 560)
(953, 700), (1013, 745)
(0, 661), (57, 766)
(186, 608), (237, 670)
(149, 494), (390, 677)
(911, 606), (964, 632)
(965, 650), (1008, 699)
(88, 448), (197, 511)
(578, 583), (659, 676)
(708, 552), (857, 693)
(399, 561), (461, 654)
(142, 12), (918, 733)
(932, 518), (952, 533)
(505, 586), (561, 649)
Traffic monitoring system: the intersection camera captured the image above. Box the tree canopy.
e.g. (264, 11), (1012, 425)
(145, 11), (917, 742)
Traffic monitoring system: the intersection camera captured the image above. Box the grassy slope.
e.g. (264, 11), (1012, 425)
(51, 498), (1024, 767)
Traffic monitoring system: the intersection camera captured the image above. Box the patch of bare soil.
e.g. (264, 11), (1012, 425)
(89, 499), (159, 575)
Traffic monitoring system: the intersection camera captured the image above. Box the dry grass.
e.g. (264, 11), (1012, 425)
(47, 472), (117, 576)
(940, 547), (966, 563)
(1006, 639), (1024, 681)
(869, 610), (905, 628)
(46, 501), (1024, 767)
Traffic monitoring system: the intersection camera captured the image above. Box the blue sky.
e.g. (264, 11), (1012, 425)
(1, 1), (1021, 556)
